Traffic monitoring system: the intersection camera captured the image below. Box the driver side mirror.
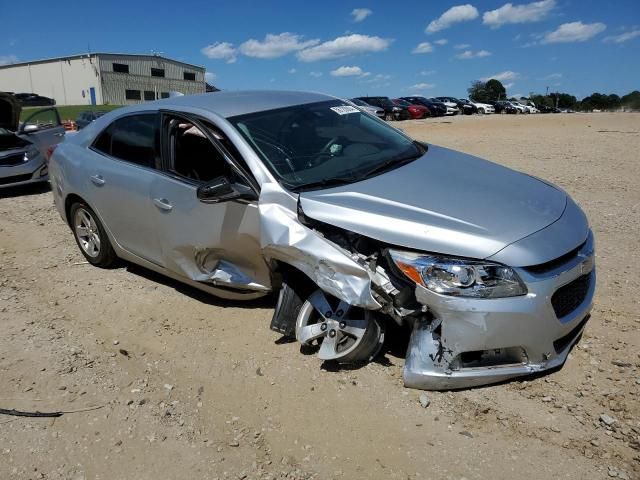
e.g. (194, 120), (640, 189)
(21, 124), (39, 134)
(197, 176), (257, 204)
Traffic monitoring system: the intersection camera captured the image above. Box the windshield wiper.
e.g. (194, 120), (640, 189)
(289, 175), (358, 192)
(359, 147), (424, 180)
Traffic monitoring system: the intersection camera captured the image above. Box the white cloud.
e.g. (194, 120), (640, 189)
(297, 34), (392, 62)
(483, 0), (555, 28)
(434, 39), (448, 45)
(201, 42), (237, 63)
(410, 83), (436, 90)
(541, 72), (562, 80)
(239, 33), (319, 59)
(504, 83), (515, 89)
(288, 68), (297, 74)
(542, 21), (606, 44)
(0, 54), (18, 66)
(456, 49), (491, 59)
(412, 42), (434, 54)
(480, 71), (520, 82)
(351, 8), (372, 22)
(603, 29), (640, 44)
(454, 43), (471, 49)
(204, 72), (217, 82)
(426, 4), (479, 34)
(330, 65), (369, 77)
(309, 71), (323, 77)
(420, 70), (436, 76)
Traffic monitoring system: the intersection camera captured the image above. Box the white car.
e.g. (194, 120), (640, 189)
(511, 101), (532, 114)
(462, 99), (495, 114)
(430, 98), (459, 116)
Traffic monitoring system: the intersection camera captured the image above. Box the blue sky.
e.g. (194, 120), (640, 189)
(2, 0), (639, 99)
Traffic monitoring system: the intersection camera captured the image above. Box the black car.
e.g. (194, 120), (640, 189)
(76, 111), (107, 130)
(435, 97), (476, 115)
(537, 105), (561, 114)
(354, 96), (410, 121)
(490, 101), (517, 114)
(400, 96), (447, 117)
(14, 93), (56, 107)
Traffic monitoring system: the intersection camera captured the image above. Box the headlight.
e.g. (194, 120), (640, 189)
(23, 146), (40, 163)
(388, 250), (527, 298)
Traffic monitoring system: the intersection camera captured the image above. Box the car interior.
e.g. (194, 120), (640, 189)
(168, 119), (233, 183)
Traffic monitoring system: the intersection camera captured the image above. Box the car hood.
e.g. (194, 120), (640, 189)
(0, 93), (20, 131)
(299, 145), (578, 265)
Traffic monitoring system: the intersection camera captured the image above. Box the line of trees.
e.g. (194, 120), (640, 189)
(468, 79), (640, 112)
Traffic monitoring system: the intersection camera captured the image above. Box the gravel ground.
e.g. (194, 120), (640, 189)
(0, 112), (638, 480)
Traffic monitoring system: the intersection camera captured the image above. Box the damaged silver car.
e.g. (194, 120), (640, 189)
(49, 91), (595, 390)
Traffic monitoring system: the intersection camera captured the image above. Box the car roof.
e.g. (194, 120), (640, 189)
(126, 90), (336, 118)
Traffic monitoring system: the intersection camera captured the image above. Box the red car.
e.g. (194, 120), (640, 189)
(393, 99), (430, 119)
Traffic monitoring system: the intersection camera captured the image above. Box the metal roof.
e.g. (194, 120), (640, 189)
(0, 52), (204, 71)
(139, 90), (336, 118)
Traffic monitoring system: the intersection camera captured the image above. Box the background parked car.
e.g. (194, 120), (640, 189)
(400, 96), (447, 117)
(510, 101), (530, 114)
(538, 105), (561, 113)
(349, 98), (385, 118)
(462, 99), (495, 114)
(355, 96), (410, 121)
(14, 93), (56, 107)
(455, 98), (479, 115)
(392, 99), (429, 119)
(491, 101), (517, 114)
(76, 110), (108, 130)
(0, 92), (64, 189)
(430, 97), (460, 116)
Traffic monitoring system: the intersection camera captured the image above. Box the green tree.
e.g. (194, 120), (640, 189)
(485, 79), (507, 101)
(621, 90), (640, 110)
(467, 79), (506, 102)
(467, 81), (489, 102)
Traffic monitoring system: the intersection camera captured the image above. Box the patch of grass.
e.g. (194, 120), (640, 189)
(20, 104), (123, 121)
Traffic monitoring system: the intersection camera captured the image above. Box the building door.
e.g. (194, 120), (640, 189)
(89, 87), (96, 105)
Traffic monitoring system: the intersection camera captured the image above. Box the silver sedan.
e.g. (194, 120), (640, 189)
(49, 91), (595, 390)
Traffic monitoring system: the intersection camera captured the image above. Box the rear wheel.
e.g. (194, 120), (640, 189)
(295, 289), (384, 363)
(70, 202), (117, 267)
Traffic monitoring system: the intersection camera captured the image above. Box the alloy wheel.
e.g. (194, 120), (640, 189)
(73, 207), (101, 258)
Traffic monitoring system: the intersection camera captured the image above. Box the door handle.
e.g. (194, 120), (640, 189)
(54, 132), (65, 137)
(153, 198), (173, 211)
(90, 174), (105, 186)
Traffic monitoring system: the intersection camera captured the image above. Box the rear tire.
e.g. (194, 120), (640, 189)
(70, 202), (117, 268)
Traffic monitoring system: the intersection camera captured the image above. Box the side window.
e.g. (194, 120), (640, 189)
(22, 108), (61, 130)
(93, 114), (158, 169)
(168, 118), (232, 183)
(111, 115), (158, 168)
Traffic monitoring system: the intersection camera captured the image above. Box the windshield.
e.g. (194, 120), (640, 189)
(229, 100), (424, 191)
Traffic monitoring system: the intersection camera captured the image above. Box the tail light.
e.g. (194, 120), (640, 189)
(46, 144), (58, 162)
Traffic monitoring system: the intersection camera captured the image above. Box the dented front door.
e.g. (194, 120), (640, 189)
(149, 174), (271, 292)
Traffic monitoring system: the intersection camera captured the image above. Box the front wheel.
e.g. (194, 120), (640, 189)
(295, 289), (384, 363)
(70, 202), (117, 267)
(478, 108), (485, 115)
(385, 113), (394, 121)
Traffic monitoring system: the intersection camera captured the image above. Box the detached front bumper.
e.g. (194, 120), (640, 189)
(404, 232), (595, 390)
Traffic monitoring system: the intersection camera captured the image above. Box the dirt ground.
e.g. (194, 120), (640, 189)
(1, 112), (639, 480)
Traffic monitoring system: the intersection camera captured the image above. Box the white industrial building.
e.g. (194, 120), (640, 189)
(0, 53), (206, 106)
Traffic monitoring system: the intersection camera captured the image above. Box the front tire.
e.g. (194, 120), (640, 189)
(385, 113), (394, 121)
(295, 289), (384, 363)
(70, 202), (117, 267)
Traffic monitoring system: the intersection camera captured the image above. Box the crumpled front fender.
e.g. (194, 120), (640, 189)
(258, 183), (381, 310)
